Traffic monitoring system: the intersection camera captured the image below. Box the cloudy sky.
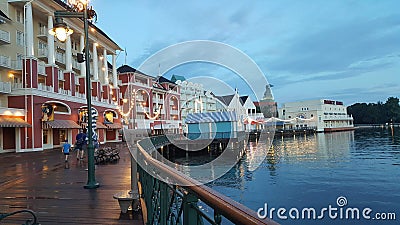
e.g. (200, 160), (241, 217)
(92, 0), (400, 106)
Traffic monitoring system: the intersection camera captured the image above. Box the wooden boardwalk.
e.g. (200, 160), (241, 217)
(0, 142), (143, 225)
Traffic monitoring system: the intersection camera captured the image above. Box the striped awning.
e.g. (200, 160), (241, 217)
(105, 123), (122, 129)
(44, 120), (81, 129)
(0, 117), (31, 127)
(96, 122), (107, 129)
(185, 111), (237, 124)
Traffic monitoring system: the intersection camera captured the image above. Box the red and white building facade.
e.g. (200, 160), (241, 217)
(0, 0), (124, 152)
(117, 65), (181, 135)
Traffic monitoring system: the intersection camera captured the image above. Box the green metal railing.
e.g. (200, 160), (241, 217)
(135, 135), (279, 225)
(0, 209), (39, 225)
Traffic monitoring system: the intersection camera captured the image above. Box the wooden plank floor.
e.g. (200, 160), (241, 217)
(0, 142), (143, 225)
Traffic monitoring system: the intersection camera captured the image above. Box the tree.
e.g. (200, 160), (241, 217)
(384, 97), (400, 123)
(347, 97), (400, 124)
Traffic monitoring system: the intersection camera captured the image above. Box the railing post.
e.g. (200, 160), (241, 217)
(159, 182), (168, 225)
(183, 192), (200, 225)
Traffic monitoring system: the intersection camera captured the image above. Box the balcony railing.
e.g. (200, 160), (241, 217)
(136, 106), (149, 113)
(170, 109), (179, 115)
(38, 83), (54, 92)
(0, 81), (11, 93)
(58, 88), (71, 95)
(0, 29), (11, 44)
(76, 92), (85, 99)
(37, 26), (47, 40)
(38, 61), (46, 75)
(11, 60), (22, 70)
(37, 48), (48, 58)
(0, 55), (10, 68)
(55, 54), (65, 64)
(12, 82), (23, 90)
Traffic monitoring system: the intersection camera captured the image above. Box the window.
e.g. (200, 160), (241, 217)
(16, 30), (24, 46)
(16, 10), (22, 23)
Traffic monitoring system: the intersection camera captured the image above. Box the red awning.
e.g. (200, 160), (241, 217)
(105, 123), (122, 129)
(0, 117), (31, 127)
(44, 120), (81, 129)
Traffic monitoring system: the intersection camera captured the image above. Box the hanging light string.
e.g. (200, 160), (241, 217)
(116, 89), (136, 118)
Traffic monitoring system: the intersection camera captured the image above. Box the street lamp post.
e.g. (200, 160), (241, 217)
(49, 1), (99, 189)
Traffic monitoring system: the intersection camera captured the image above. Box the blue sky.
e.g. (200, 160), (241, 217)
(92, 0), (400, 106)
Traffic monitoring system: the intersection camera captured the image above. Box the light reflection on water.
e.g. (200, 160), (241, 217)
(204, 128), (400, 225)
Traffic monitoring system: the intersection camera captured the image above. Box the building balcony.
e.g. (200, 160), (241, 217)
(38, 83), (54, 92)
(12, 82), (23, 90)
(11, 60), (22, 71)
(37, 27), (47, 41)
(58, 88), (71, 95)
(0, 55), (10, 68)
(38, 61), (46, 75)
(37, 48), (48, 59)
(0, 29), (10, 45)
(170, 109), (179, 115)
(76, 92), (85, 99)
(0, 81), (11, 93)
(136, 106), (149, 113)
(134, 81), (149, 87)
(153, 98), (165, 104)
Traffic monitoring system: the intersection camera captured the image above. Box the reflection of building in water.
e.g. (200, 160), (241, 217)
(279, 99), (354, 132)
(316, 131), (354, 159)
(271, 131), (354, 163)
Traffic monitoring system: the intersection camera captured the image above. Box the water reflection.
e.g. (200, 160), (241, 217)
(209, 128), (400, 225)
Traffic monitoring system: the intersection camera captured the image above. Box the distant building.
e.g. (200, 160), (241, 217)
(254, 84), (278, 118)
(173, 77), (221, 133)
(117, 65), (181, 134)
(278, 99), (354, 132)
(185, 111), (237, 139)
(215, 92), (265, 131)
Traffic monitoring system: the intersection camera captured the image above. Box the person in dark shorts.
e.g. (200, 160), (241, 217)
(62, 139), (71, 162)
(75, 129), (87, 160)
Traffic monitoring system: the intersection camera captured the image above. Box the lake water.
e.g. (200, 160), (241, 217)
(206, 127), (400, 225)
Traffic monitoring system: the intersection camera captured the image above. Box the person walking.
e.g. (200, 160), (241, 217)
(62, 139), (71, 162)
(75, 129), (87, 160)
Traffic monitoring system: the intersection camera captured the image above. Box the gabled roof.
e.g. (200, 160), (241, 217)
(158, 76), (176, 85)
(117, 65), (148, 76)
(215, 94), (235, 106)
(239, 96), (248, 106)
(152, 82), (166, 90)
(0, 9), (11, 21)
(171, 75), (186, 83)
(107, 62), (113, 70)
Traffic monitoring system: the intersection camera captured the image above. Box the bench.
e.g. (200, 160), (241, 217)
(113, 190), (140, 213)
(95, 148), (120, 164)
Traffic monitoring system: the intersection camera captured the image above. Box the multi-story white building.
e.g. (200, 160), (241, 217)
(172, 76), (219, 120)
(278, 99), (354, 132)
